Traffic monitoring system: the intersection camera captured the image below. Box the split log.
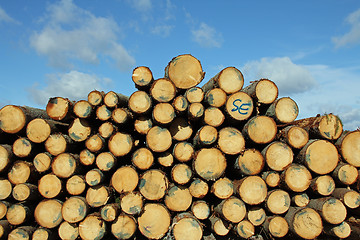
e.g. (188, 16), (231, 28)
(169, 117), (193, 142)
(297, 139), (339, 175)
(203, 107), (225, 127)
(111, 214), (137, 239)
(45, 133), (73, 156)
(0, 144), (12, 173)
(146, 126), (172, 153)
(111, 166), (139, 194)
(38, 173), (63, 199)
(33, 152), (52, 173)
(152, 102), (175, 125)
(172, 212), (203, 240)
(277, 125), (309, 149)
(66, 175), (86, 196)
(266, 97), (299, 123)
(217, 127), (245, 155)
(172, 95), (189, 114)
(192, 125), (218, 148)
(139, 169), (168, 201)
(108, 132), (133, 157)
(265, 189), (291, 215)
(336, 130), (360, 167)
(263, 216), (289, 238)
(173, 141), (194, 163)
(68, 118), (91, 142)
(209, 215), (230, 236)
(73, 100), (93, 118)
(85, 185), (112, 208)
(310, 175), (335, 196)
(242, 115), (277, 144)
(96, 105), (112, 121)
(211, 177), (233, 199)
(281, 164), (312, 192)
(261, 171), (280, 188)
(185, 87), (204, 103)
(150, 78), (177, 103)
(233, 176), (267, 205)
(285, 207), (323, 239)
(191, 200), (210, 220)
(202, 67), (244, 94)
(120, 191), (143, 215)
(204, 88), (227, 108)
(6, 203), (32, 226)
(262, 141), (293, 171)
(165, 54), (205, 89)
(247, 207), (266, 226)
(46, 97), (73, 121)
(100, 203), (120, 222)
(214, 196), (246, 223)
(104, 91), (128, 108)
(78, 213), (107, 240)
(132, 147), (154, 170)
(128, 91), (152, 115)
(0, 105), (48, 134)
(62, 196), (88, 223)
(85, 168), (105, 186)
(132, 66), (153, 90)
(0, 179), (12, 200)
(242, 79), (278, 105)
(134, 116), (152, 135)
(58, 221), (79, 240)
(137, 203), (171, 239)
(12, 183), (39, 202)
(87, 90), (105, 106)
(193, 148), (227, 181)
(157, 152), (174, 168)
(225, 91), (254, 121)
(171, 163), (193, 185)
(308, 197), (347, 224)
(189, 178), (209, 199)
(234, 147), (263, 182)
(164, 185), (192, 212)
(234, 220), (255, 239)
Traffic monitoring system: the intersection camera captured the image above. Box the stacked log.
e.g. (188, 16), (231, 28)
(0, 53), (359, 240)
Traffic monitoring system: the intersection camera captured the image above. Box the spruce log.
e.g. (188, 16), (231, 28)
(203, 107), (225, 127)
(173, 141), (194, 163)
(191, 200), (210, 220)
(0, 105), (48, 134)
(52, 153), (78, 178)
(247, 207), (266, 226)
(96, 104), (112, 121)
(12, 183), (39, 202)
(336, 130), (360, 167)
(204, 88), (227, 108)
(308, 197), (347, 224)
(128, 90), (152, 115)
(332, 188), (360, 209)
(152, 102), (175, 125)
(265, 189), (291, 215)
(0, 144), (12, 173)
(62, 196), (88, 223)
(262, 141), (293, 171)
(98, 121), (116, 139)
(209, 215), (230, 236)
(297, 139), (339, 175)
(132, 147), (154, 170)
(86, 185), (111, 208)
(261, 171), (280, 188)
(139, 169), (168, 201)
(164, 185), (192, 212)
(38, 173), (63, 199)
(33, 152), (52, 173)
(193, 148), (227, 181)
(225, 91), (254, 121)
(291, 193), (310, 207)
(171, 163), (193, 185)
(218, 127), (245, 155)
(0, 179), (12, 201)
(8, 161), (36, 185)
(165, 54), (205, 89)
(46, 97), (73, 121)
(111, 166), (139, 194)
(137, 203), (171, 239)
(8, 226), (36, 240)
(6, 203), (32, 226)
(132, 66), (153, 90)
(185, 87), (204, 103)
(100, 203), (120, 222)
(111, 214), (137, 239)
(45, 133), (73, 156)
(310, 175), (335, 196)
(78, 213), (106, 240)
(111, 108), (132, 126)
(266, 97), (299, 123)
(210, 177), (233, 199)
(150, 78), (177, 103)
(66, 175), (86, 196)
(0, 220), (10, 239)
(324, 221), (351, 239)
(68, 118), (91, 142)
(146, 126), (172, 153)
(281, 164), (312, 192)
(234, 220), (255, 239)
(235, 149), (265, 176)
(26, 118), (67, 143)
(233, 176), (267, 205)
(263, 216), (289, 238)
(242, 79), (278, 104)
(79, 149), (96, 166)
(108, 132), (133, 157)
(169, 117), (193, 141)
(85, 168), (105, 186)
(157, 152), (174, 168)
(189, 178), (209, 199)
(172, 212), (203, 240)
(73, 100), (93, 118)
(58, 221), (79, 240)
(87, 90), (105, 106)
(188, 102), (204, 120)
(285, 207), (322, 239)
(104, 91), (128, 108)
(192, 125), (218, 148)
(172, 95), (188, 114)
(0, 201), (10, 219)
(120, 191), (143, 215)
(96, 152), (116, 171)
(202, 67), (244, 94)
(12, 137), (34, 158)
(242, 115), (277, 144)
(85, 133), (105, 153)
(32, 228), (57, 240)
(277, 125), (309, 149)
(214, 196), (246, 223)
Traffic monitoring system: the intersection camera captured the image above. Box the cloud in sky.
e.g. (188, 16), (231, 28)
(30, 0), (135, 71)
(0, 6), (19, 24)
(128, 0), (152, 12)
(28, 70), (112, 105)
(151, 25), (174, 37)
(191, 22), (223, 48)
(332, 8), (360, 48)
(243, 57), (317, 95)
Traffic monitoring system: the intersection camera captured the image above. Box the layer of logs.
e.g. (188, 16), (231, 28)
(0, 54), (360, 240)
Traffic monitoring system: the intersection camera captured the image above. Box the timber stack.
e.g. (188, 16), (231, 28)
(0, 54), (360, 240)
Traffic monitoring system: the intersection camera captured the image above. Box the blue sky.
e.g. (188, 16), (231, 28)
(0, 0), (359, 130)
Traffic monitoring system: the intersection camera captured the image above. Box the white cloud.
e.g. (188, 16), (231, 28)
(151, 25), (174, 37)
(30, 0), (135, 71)
(191, 22), (223, 48)
(128, 0), (152, 12)
(332, 8), (360, 48)
(28, 70), (112, 105)
(0, 6), (19, 24)
(242, 57), (317, 95)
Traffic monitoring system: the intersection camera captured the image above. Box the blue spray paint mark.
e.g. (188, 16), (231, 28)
(231, 99), (251, 115)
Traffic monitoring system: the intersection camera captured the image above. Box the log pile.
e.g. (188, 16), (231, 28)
(0, 54), (360, 240)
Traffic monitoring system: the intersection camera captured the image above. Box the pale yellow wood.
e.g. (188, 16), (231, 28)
(62, 196), (88, 223)
(164, 185), (192, 212)
(189, 178), (209, 199)
(38, 173), (62, 198)
(34, 199), (63, 228)
(73, 100), (93, 118)
(262, 141), (293, 171)
(225, 91), (253, 121)
(204, 88), (227, 107)
(128, 90), (152, 114)
(66, 175), (86, 196)
(282, 164), (312, 192)
(211, 177), (233, 199)
(111, 166), (138, 194)
(150, 78), (177, 103)
(137, 203), (170, 239)
(132, 66), (153, 88)
(58, 221), (79, 240)
(120, 191), (143, 215)
(87, 90), (104, 106)
(108, 132), (133, 157)
(337, 130), (360, 167)
(173, 141), (194, 162)
(79, 214), (106, 240)
(111, 214), (137, 239)
(146, 126), (172, 152)
(218, 127), (245, 155)
(139, 169), (168, 201)
(193, 148), (226, 181)
(68, 118), (91, 142)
